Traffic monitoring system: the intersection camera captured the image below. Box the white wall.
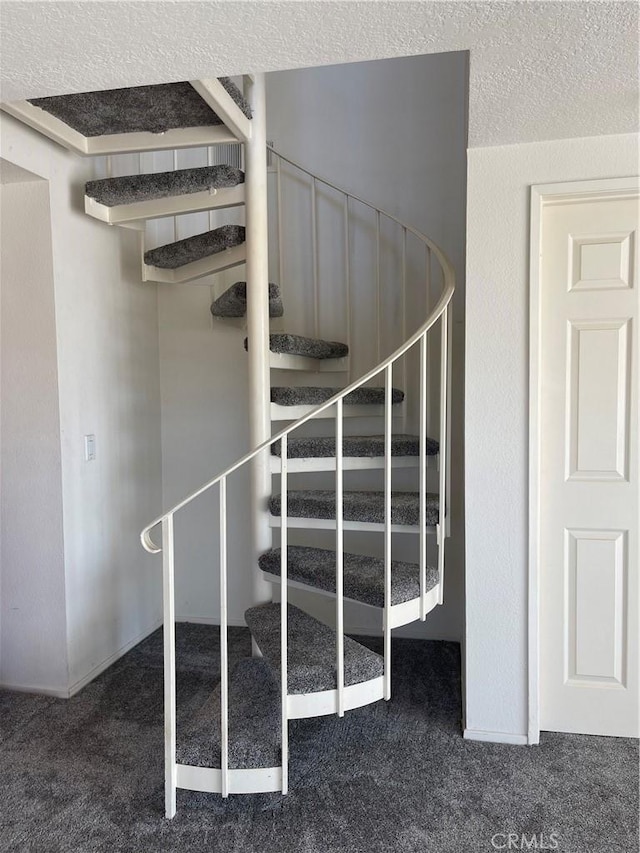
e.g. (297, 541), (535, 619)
(0, 164), (68, 692)
(0, 117), (163, 695)
(464, 132), (640, 740)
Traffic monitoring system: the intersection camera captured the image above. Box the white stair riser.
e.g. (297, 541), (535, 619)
(270, 403), (404, 420)
(269, 515), (436, 534)
(269, 455), (434, 473)
(270, 353), (349, 372)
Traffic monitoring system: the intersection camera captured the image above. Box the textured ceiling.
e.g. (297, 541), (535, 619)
(0, 1), (637, 147)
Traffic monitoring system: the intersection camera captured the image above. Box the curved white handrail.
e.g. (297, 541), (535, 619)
(140, 231), (454, 554)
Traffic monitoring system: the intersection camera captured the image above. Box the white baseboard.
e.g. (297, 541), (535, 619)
(0, 617), (163, 698)
(0, 680), (70, 699)
(177, 615), (247, 627)
(67, 616), (164, 697)
(463, 728), (529, 746)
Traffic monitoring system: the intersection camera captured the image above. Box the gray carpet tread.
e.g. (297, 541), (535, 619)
(270, 490), (439, 526)
(176, 658), (280, 770)
(259, 546), (439, 607)
(29, 78), (251, 137)
(245, 603), (384, 693)
(144, 224), (244, 270)
(246, 334), (348, 360)
(271, 386), (404, 406)
(211, 281), (283, 318)
(271, 434), (438, 459)
(85, 165), (244, 207)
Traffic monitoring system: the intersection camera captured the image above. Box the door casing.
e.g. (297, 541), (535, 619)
(528, 176), (640, 745)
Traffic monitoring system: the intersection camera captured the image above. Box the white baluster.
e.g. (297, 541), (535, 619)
(162, 515), (177, 819)
(420, 332), (427, 620)
(336, 399), (345, 717)
(280, 436), (289, 794)
(401, 226), (408, 433)
(384, 364), (393, 700)
(438, 308), (449, 605)
(276, 156), (284, 303)
(376, 210), (381, 363)
(311, 178), (319, 339)
(219, 478), (229, 798)
(344, 195), (352, 383)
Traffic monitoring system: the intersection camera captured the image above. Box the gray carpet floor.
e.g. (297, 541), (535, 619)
(0, 625), (637, 853)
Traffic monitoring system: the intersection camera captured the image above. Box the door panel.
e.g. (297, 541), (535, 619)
(539, 191), (638, 737)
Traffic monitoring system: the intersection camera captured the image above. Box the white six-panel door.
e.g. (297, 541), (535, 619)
(539, 186), (639, 737)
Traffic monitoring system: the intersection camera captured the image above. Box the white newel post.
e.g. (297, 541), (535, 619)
(244, 73), (273, 606)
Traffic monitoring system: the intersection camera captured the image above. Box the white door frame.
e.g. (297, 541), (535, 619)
(528, 176), (639, 745)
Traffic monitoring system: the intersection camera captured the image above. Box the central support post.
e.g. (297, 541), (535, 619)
(244, 73), (273, 606)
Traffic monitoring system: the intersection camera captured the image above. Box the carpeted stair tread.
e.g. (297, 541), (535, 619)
(271, 386), (404, 406)
(85, 165), (244, 208)
(176, 658), (280, 769)
(271, 434), (438, 459)
(245, 333), (348, 360)
(270, 490), (439, 526)
(212, 281), (283, 318)
(29, 78), (251, 137)
(259, 546), (439, 607)
(245, 602), (383, 694)
(144, 224), (244, 270)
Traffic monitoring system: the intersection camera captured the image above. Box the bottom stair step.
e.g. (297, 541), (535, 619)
(176, 658), (281, 769)
(259, 546), (439, 608)
(245, 602), (383, 695)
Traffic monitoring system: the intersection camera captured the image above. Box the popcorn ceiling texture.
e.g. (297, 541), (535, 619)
(2, 2), (637, 147)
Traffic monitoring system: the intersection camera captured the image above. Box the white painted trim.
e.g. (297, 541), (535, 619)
(269, 352), (349, 372)
(287, 675), (385, 719)
(142, 243), (246, 284)
(463, 728), (528, 746)
(269, 514), (437, 535)
(84, 184), (245, 225)
(528, 175), (639, 747)
(0, 681), (70, 699)
(176, 763), (282, 794)
(270, 402), (403, 420)
(190, 79), (252, 143)
(176, 615), (247, 627)
(0, 617), (163, 699)
(269, 454), (431, 473)
(0, 100), (238, 155)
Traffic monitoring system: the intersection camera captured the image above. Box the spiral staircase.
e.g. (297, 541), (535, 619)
(2, 75), (455, 817)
